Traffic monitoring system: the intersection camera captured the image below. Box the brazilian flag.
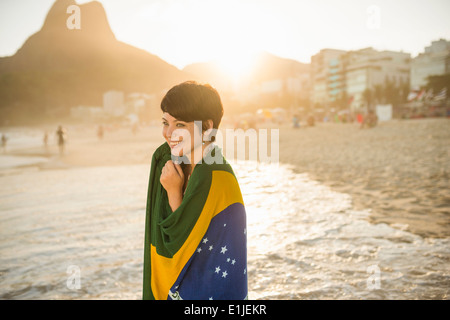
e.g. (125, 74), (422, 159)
(143, 142), (248, 300)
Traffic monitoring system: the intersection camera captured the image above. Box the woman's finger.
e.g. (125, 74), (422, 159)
(165, 160), (175, 172)
(173, 163), (184, 178)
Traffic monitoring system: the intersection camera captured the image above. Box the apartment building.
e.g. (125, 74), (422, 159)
(411, 39), (450, 89)
(311, 47), (410, 111)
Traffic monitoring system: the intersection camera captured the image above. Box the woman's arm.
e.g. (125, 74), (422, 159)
(160, 160), (184, 212)
(167, 190), (183, 212)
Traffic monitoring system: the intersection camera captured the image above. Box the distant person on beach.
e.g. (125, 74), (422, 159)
(43, 131), (48, 146)
(356, 113), (364, 124)
(143, 81), (247, 300)
(307, 114), (315, 127)
(56, 125), (66, 156)
(97, 125), (104, 140)
(1, 134), (7, 153)
(360, 110), (378, 129)
(292, 114), (300, 128)
(43, 131), (49, 153)
(132, 123), (139, 135)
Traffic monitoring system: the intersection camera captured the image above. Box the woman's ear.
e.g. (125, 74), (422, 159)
(203, 119), (214, 131)
(203, 119), (216, 142)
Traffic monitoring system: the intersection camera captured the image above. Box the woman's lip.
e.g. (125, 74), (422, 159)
(169, 140), (182, 148)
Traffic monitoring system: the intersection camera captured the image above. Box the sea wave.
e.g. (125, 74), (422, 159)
(0, 162), (448, 299)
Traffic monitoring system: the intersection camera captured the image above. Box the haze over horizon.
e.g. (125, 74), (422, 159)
(1, 0), (449, 70)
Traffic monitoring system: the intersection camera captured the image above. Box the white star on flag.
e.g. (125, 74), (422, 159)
(167, 203), (247, 299)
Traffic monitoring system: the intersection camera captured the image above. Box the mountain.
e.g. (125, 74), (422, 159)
(183, 52), (311, 113)
(183, 52), (310, 90)
(0, 0), (190, 123)
(246, 52), (310, 83)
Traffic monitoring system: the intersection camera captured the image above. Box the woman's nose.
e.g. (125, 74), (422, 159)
(165, 125), (175, 139)
(166, 125), (182, 141)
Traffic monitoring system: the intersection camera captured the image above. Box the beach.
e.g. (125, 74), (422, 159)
(0, 118), (449, 299)
(4, 118), (448, 239)
(278, 118), (450, 239)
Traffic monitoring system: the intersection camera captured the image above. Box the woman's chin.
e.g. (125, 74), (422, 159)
(170, 148), (183, 157)
(171, 144), (189, 157)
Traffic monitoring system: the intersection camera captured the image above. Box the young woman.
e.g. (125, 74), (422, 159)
(143, 81), (248, 300)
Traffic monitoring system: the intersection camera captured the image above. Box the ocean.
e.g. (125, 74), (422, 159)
(0, 155), (448, 300)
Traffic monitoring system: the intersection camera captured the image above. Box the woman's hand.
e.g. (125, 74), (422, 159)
(160, 160), (184, 211)
(160, 160), (184, 192)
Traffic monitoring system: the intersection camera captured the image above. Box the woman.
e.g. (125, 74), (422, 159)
(143, 81), (248, 300)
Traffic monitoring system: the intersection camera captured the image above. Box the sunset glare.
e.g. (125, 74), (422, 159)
(1, 0), (450, 71)
(215, 51), (258, 83)
(0, 0), (449, 304)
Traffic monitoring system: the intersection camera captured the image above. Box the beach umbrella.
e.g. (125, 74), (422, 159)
(256, 109), (273, 119)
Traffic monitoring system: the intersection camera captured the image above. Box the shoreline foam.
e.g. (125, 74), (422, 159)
(2, 118), (449, 238)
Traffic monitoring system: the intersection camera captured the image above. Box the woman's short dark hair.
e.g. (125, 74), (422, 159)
(161, 81), (224, 130)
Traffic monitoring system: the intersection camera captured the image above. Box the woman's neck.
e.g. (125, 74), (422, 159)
(186, 141), (213, 174)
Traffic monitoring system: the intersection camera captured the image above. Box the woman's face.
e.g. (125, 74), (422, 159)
(162, 112), (202, 158)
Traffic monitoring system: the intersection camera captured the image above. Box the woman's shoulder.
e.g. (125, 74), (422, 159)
(198, 146), (233, 170)
(153, 142), (170, 155)
(198, 160), (234, 175)
(152, 142), (171, 163)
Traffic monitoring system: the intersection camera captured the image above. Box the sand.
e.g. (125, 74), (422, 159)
(4, 118), (449, 239)
(278, 118), (450, 239)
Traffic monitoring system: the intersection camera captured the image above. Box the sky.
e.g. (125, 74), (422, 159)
(0, 0), (449, 70)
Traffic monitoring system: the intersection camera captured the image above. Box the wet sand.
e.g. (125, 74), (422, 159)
(279, 118), (450, 239)
(4, 118), (449, 239)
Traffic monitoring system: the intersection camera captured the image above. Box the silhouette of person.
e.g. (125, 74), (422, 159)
(56, 125), (66, 156)
(97, 125), (104, 140)
(292, 114), (300, 128)
(1, 134), (7, 153)
(43, 131), (48, 146)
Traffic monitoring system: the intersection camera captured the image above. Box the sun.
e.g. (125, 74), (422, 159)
(215, 50), (257, 83)
(175, 0), (265, 84)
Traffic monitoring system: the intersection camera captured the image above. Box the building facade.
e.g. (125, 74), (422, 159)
(311, 47), (410, 112)
(411, 39), (450, 89)
(311, 49), (346, 107)
(344, 48), (410, 111)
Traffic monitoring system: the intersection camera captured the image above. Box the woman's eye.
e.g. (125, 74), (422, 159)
(161, 120), (185, 127)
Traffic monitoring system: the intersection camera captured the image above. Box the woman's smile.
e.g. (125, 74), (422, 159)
(169, 139), (183, 149)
